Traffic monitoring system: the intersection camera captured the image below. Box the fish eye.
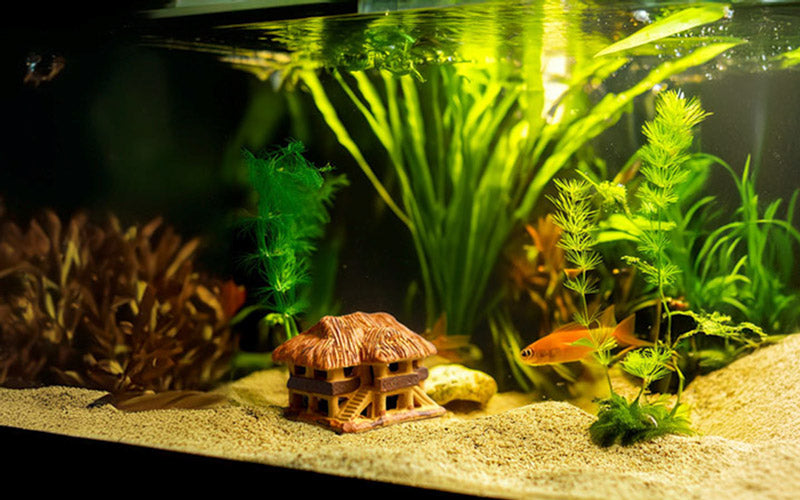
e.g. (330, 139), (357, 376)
(521, 349), (532, 357)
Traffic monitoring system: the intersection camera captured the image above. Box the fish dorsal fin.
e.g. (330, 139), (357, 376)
(612, 313), (650, 347)
(552, 321), (587, 334)
(598, 305), (616, 327)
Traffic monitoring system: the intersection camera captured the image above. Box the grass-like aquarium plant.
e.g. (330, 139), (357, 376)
(298, 20), (740, 354)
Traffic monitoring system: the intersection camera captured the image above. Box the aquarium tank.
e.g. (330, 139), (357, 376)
(2, 0), (800, 496)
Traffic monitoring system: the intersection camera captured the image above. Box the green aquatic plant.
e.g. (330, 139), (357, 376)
(695, 156), (800, 334)
(592, 90), (710, 348)
(595, 4), (732, 57)
(621, 344), (673, 393)
(240, 141), (347, 340)
(593, 148), (799, 382)
(678, 310), (767, 373)
(545, 91), (713, 445)
(674, 310), (764, 346)
(300, 44), (736, 340)
(548, 179), (603, 328)
(598, 156), (800, 338)
(590, 392), (692, 447)
(625, 91), (709, 344)
(565, 89), (794, 445)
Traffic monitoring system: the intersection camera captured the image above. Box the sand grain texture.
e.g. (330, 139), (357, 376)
(2, 335), (800, 499)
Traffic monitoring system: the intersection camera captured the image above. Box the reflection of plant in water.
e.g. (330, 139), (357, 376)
(359, 26), (428, 79)
(594, 4), (732, 58)
(312, 23), (441, 79)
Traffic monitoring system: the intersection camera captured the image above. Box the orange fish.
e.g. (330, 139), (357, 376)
(520, 306), (649, 365)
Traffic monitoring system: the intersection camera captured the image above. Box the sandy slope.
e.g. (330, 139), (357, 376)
(1, 335), (799, 499)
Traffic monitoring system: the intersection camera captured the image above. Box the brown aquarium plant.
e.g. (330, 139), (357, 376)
(505, 216), (604, 337)
(0, 208), (244, 407)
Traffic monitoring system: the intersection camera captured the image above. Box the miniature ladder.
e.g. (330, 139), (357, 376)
(411, 386), (439, 407)
(338, 387), (371, 420)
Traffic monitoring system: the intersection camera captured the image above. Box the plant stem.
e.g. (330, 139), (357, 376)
(605, 368), (615, 396)
(669, 363), (685, 417)
(580, 269), (591, 327)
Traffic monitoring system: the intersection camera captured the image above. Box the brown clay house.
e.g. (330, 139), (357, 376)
(271, 311), (445, 433)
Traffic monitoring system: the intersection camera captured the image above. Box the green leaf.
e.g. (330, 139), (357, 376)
(595, 5), (731, 58)
(775, 46), (800, 69)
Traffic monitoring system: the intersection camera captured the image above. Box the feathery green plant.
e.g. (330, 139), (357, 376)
(568, 90), (788, 446)
(549, 91), (719, 446)
(619, 91), (711, 347)
(588, 92), (708, 442)
(241, 140), (347, 340)
(548, 179), (602, 327)
(590, 392), (692, 447)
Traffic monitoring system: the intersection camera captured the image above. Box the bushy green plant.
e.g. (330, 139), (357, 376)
(606, 90), (711, 346)
(590, 393), (692, 447)
(568, 88), (800, 446)
(550, 90), (774, 446)
(694, 156), (800, 334)
(241, 140), (347, 340)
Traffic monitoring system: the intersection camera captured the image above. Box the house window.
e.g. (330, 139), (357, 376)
(343, 366), (355, 377)
(388, 362), (399, 373)
(292, 394), (309, 409)
(386, 394), (399, 410)
(294, 366), (306, 376)
(317, 399), (329, 415)
(314, 369), (327, 380)
(291, 393), (303, 408)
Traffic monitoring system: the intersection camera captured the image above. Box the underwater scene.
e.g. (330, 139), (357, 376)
(2, 0), (800, 497)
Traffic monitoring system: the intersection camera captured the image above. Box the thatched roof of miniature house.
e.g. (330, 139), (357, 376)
(271, 312), (437, 370)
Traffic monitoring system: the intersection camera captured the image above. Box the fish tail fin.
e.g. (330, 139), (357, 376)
(613, 313), (651, 347)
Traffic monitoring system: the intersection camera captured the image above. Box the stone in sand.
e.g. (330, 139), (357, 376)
(425, 364), (498, 406)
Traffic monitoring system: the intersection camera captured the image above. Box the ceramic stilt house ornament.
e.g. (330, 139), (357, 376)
(271, 311), (446, 433)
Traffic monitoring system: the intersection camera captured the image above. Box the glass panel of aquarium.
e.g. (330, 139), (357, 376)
(2, 0), (800, 496)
